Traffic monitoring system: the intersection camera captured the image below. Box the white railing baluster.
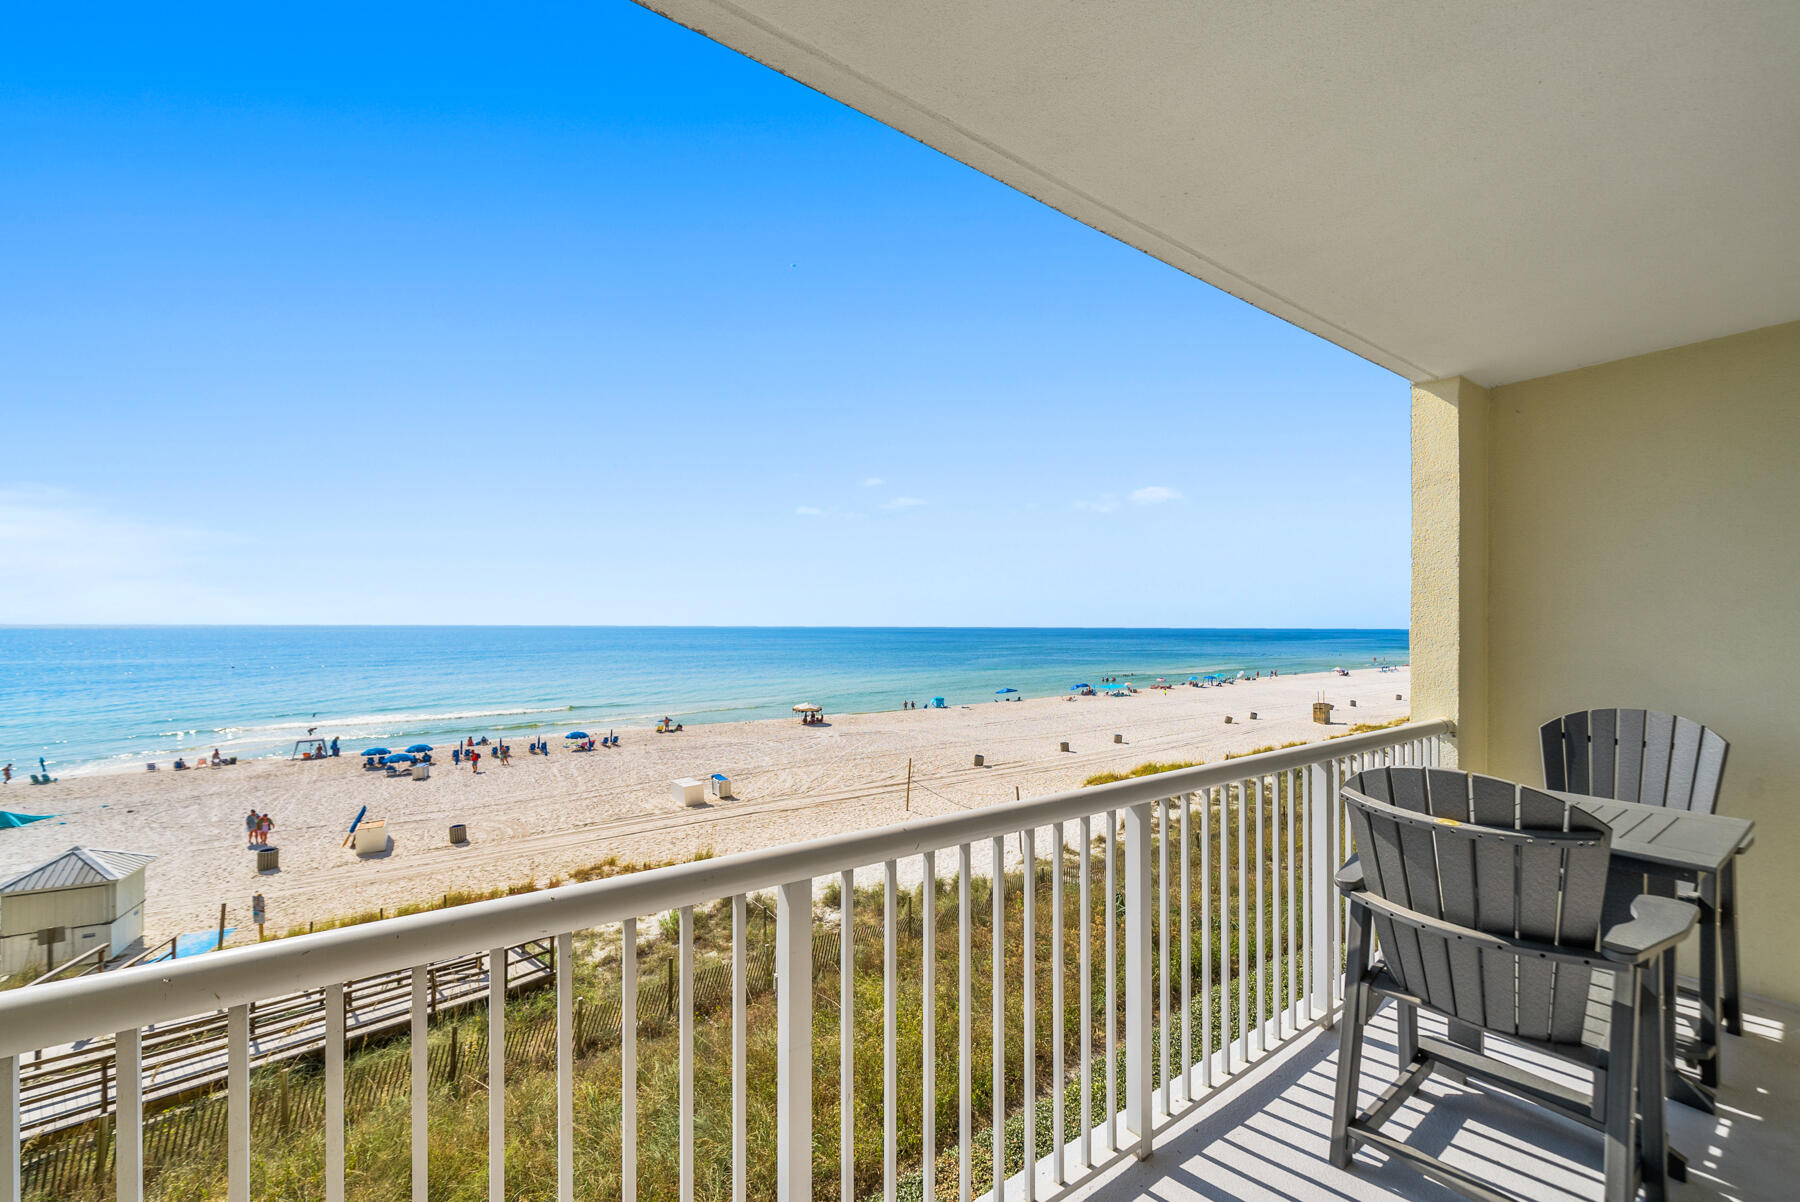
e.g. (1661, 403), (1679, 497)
(1286, 770), (1298, 1033)
(1179, 795), (1191, 1103)
(412, 965), (429, 1202)
(1157, 797), (1170, 1118)
(229, 1002), (249, 1202)
(991, 835), (1006, 1200)
(1122, 802), (1151, 1160)
(1, 1056), (14, 1202)
(326, 981), (345, 1202)
(116, 1026), (142, 1202)
(959, 842), (972, 1202)
(622, 917), (638, 1202)
(1231, 788), (1245, 1072)
(733, 895), (747, 1202)
(1078, 815), (1092, 1169)
(840, 867), (855, 1202)
(1255, 775), (1266, 1056)
(1218, 786), (1231, 1075)
(1104, 809), (1117, 1149)
(1271, 772), (1283, 1033)
(1200, 789), (1213, 1090)
(922, 850), (937, 1202)
(557, 932), (574, 1202)
(489, 947), (505, 1202)
(1022, 829), (1036, 1202)
(776, 877), (813, 1202)
(1051, 820), (1065, 1186)
(885, 859), (899, 1202)
(680, 907), (695, 1202)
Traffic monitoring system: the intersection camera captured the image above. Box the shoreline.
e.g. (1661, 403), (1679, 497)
(0, 667), (1409, 945)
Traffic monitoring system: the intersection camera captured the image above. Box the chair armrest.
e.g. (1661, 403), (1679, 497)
(1602, 895), (1698, 963)
(1335, 856), (1365, 894)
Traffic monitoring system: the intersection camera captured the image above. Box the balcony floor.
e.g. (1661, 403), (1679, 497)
(1068, 997), (1796, 1202)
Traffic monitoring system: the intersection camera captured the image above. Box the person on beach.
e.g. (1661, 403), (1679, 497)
(260, 814), (274, 845)
(469, 750), (480, 773)
(246, 809), (259, 847)
(330, 736), (340, 757)
(2, 763), (9, 784)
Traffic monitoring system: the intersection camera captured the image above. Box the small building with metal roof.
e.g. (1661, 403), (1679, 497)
(0, 847), (156, 976)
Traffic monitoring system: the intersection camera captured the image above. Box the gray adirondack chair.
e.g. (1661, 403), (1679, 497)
(1331, 767), (1696, 1202)
(1542, 709), (1740, 1059)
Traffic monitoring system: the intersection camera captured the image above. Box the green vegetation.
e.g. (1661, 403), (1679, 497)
(1081, 759), (1203, 787)
(1337, 716), (1410, 737)
(26, 791), (1314, 1202)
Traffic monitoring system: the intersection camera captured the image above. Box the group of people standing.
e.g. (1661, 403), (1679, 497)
(244, 808), (275, 847)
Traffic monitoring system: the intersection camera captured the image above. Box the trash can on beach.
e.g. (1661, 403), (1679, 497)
(449, 823), (467, 845)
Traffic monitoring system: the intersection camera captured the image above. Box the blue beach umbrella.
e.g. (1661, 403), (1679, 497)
(565, 731), (590, 740)
(995, 688), (1018, 695)
(385, 752), (417, 764)
(361, 747), (392, 757)
(406, 744), (433, 753)
(1072, 683), (1091, 689)
(1189, 676), (1199, 681)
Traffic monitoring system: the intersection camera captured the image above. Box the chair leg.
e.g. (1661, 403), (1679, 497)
(1637, 962), (1669, 1202)
(1397, 1000), (1419, 1066)
(1697, 870), (1721, 1087)
(1721, 857), (1742, 1037)
(1602, 966), (1642, 1202)
(1330, 906), (1373, 1169)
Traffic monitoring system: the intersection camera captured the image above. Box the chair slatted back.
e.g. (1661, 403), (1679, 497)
(1343, 767), (1612, 1046)
(1540, 708), (1728, 813)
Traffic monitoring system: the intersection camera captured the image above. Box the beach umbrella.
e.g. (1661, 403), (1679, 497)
(1189, 676), (1199, 681)
(792, 704), (821, 713)
(995, 688), (1018, 695)
(565, 731), (590, 740)
(0, 811), (53, 830)
(361, 747), (392, 757)
(385, 752), (417, 764)
(406, 743), (433, 753)
(1072, 683), (1091, 690)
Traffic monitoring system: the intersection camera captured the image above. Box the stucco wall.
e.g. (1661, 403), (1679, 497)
(1482, 320), (1800, 1003)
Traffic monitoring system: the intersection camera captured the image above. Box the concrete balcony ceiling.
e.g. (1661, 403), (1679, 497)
(646, 0), (1800, 386)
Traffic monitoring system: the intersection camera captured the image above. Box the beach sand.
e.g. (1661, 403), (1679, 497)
(0, 668), (1408, 944)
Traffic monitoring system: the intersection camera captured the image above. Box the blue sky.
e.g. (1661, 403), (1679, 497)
(0, 3), (1408, 628)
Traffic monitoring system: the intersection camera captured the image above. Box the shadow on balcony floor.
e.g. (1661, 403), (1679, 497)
(1069, 997), (1796, 1202)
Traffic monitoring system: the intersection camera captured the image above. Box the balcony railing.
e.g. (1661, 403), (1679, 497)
(0, 718), (1449, 1202)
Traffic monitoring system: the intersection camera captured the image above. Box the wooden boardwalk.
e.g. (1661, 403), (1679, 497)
(17, 941), (554, 1139)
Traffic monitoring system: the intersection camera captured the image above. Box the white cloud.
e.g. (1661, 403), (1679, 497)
(860, 476), (883, 488)
(1074, 495), (1121, 514)
(795, 505), (824, 516)
(1129, 485), (1183, 505)
(882, 496), (926, 510)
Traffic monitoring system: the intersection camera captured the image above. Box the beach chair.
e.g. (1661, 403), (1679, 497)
(1332, 766), (1694, 1202)
(1541, 708), (1741, 1054)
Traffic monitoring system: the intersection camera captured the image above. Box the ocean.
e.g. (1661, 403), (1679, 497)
(1, 627), (1407, 776)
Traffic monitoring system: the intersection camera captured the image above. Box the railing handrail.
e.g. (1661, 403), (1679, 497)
(0, 718), (1447, 1056)
(27, 943), (111, 988)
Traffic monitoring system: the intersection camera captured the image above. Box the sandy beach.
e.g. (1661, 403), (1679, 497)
(0, 668), (1407, 944)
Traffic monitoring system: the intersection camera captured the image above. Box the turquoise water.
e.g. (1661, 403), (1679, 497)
(1, 627), (1407, 775)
